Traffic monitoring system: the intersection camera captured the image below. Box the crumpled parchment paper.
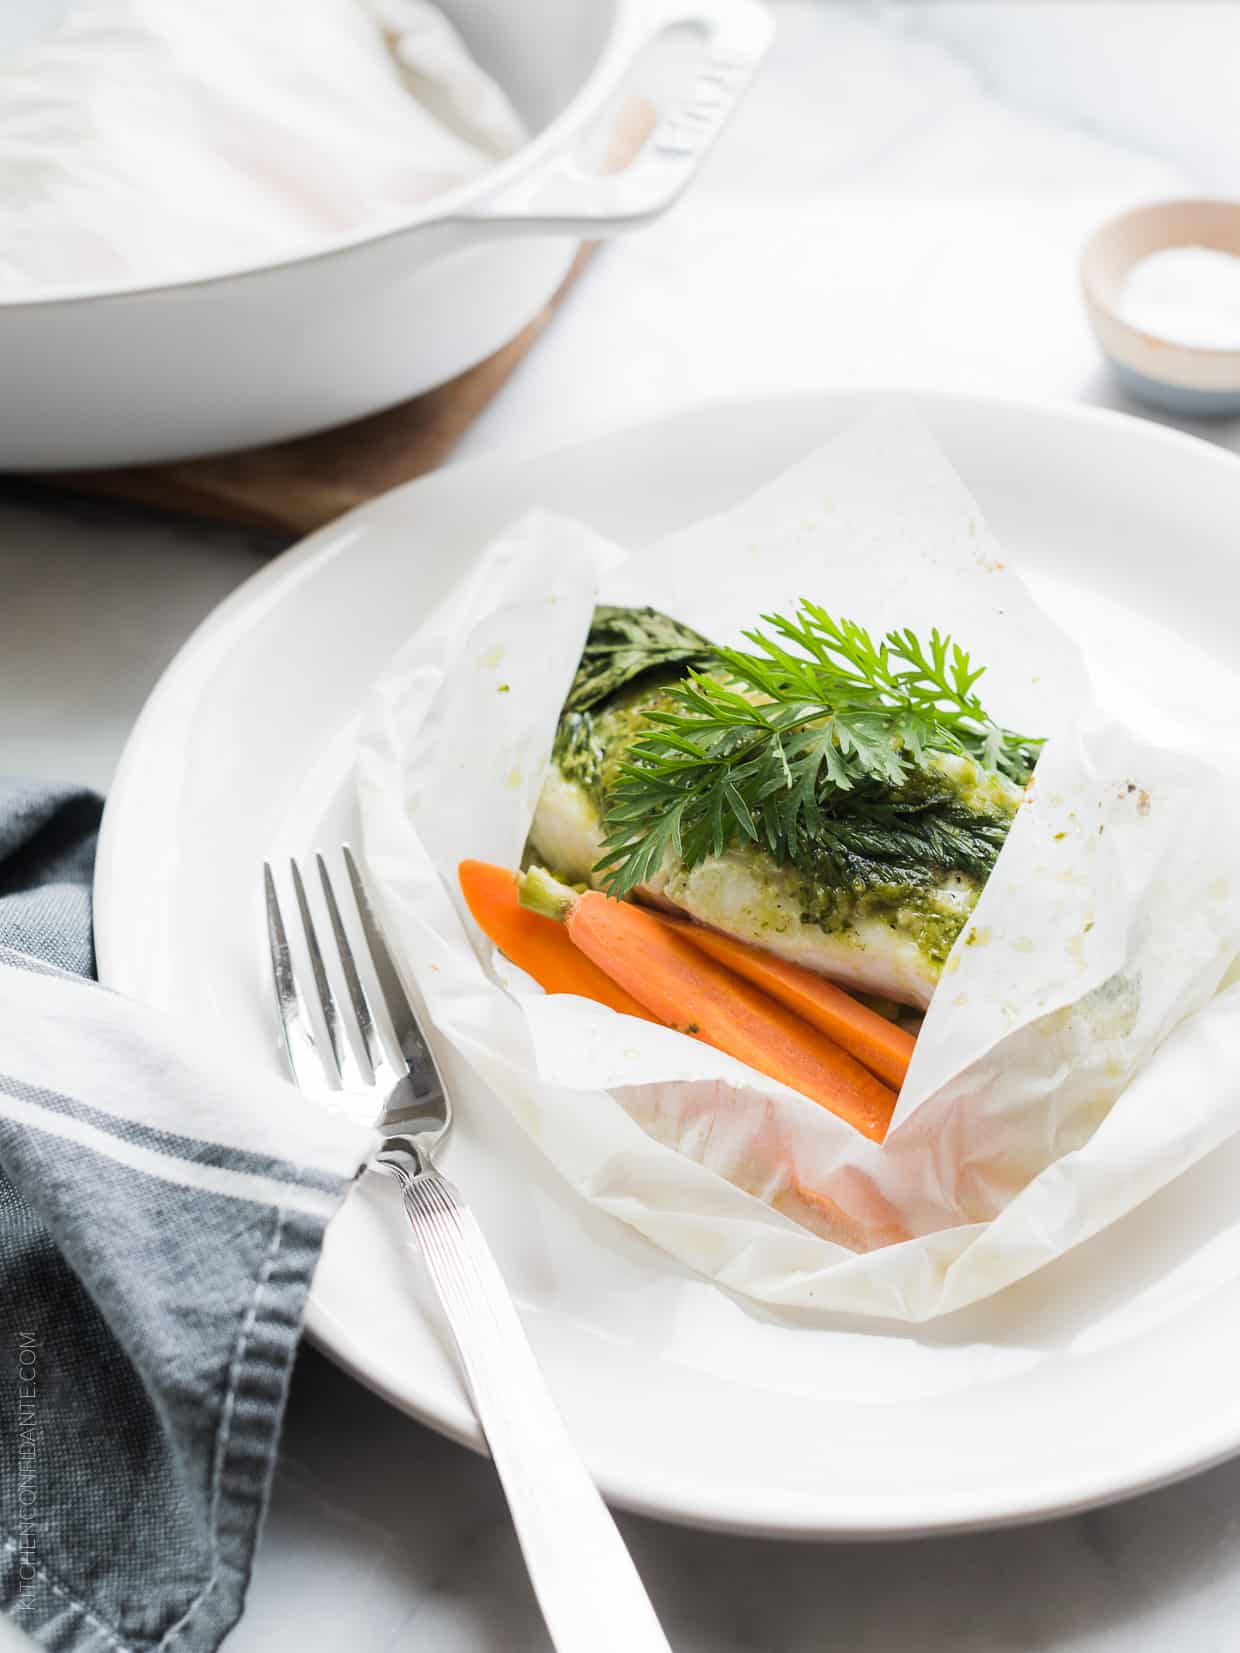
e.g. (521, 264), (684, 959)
(356, 412), (1240, 1319)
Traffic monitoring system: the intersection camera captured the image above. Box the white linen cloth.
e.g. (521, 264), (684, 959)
(0, 0), (526, 297)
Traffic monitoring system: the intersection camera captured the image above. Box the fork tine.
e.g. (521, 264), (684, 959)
(296, 854), (377, 1091)
(290, 860), (345, 1087)
(319, 852), (406, 1094)
(342, 845), (423, 1059)
(316, 851), (381, 1081)
(264, 862), (334, 1095)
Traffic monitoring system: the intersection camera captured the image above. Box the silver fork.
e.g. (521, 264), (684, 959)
(264, 847), (672, 1653)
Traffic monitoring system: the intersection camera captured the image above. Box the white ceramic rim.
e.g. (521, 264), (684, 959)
(95, 389), (1240, 1539)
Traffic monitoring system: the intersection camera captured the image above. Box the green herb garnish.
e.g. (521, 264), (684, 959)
(594, 601), (1040, 899)
(563, 605), (715, 714)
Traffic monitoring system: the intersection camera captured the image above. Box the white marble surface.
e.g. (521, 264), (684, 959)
(5, 4), (1240, 1649)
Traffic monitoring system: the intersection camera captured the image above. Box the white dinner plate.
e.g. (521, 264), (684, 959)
(96, 392), (1240, 1539)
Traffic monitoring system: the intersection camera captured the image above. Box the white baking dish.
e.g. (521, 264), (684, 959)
(0, 0), (770, 469)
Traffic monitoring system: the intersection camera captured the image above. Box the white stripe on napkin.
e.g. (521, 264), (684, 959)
(0, 1090), (342, 1218)
(0, 960), (375, 1177)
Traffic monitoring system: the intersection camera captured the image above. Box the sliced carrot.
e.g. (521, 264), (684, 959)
(522, 874), (896, 1143)
(458, 860), (656, 1022)
(659, 919), (915, 1089)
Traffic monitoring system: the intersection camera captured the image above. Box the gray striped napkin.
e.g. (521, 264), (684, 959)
(0, 781), (373, 1653)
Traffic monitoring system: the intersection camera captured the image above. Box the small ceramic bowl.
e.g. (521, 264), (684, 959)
(1082, 198), (1240, 417)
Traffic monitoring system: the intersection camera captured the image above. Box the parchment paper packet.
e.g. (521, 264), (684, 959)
(356, 412), (1240, 1320)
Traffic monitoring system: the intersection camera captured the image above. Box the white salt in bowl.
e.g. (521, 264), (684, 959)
(1082, 198), (1240, 417)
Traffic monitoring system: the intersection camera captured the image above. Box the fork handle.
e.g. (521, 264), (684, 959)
(391, 1163), (673, 1653)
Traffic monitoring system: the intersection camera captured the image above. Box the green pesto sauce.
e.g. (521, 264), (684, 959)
(548, 680), (1015, 970)
(685, 843), (974, 968)
(796, 878), (969, 966)
(551, 681), (682, 809)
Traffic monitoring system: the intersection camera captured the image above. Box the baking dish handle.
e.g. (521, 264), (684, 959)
(454, 0), (773, 235)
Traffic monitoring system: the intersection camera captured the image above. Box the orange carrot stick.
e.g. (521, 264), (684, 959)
(520, 869), (897, 1143)
(458, 860), (656, 1022)
(659, 919), (915, 1089)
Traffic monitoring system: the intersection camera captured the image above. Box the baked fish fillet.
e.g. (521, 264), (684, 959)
(528, 681), (1023, 1010)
